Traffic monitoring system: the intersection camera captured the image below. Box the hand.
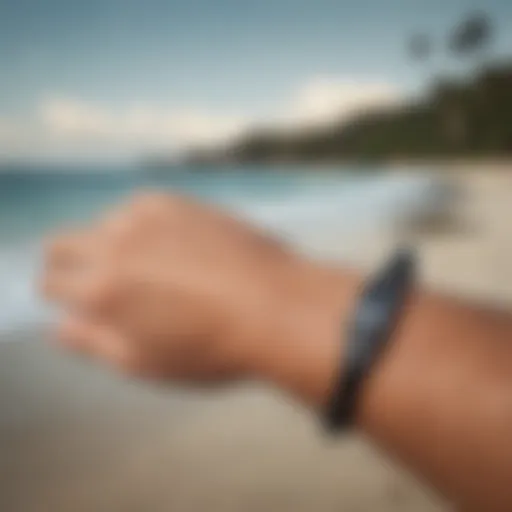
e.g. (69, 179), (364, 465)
(43, 193), (354, 401)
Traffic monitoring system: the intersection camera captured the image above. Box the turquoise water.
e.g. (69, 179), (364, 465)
(0, 167), (369, 240)
(0, 165), (439, 332)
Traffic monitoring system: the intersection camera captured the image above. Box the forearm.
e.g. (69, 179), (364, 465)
(360, 290), (512, 510)
(254, 265), (512, 510)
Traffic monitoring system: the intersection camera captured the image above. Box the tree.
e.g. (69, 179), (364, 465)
(445, 11), (495, 150)
(449, 11), (493, 60)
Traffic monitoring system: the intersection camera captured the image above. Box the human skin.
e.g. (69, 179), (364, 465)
(43, 193), (512, 511)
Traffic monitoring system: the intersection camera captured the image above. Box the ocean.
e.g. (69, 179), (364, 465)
(0, 165), (443, 334)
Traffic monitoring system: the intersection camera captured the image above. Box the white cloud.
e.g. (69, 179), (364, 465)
(277, 77), (401, 130)
(40, 99), (249, 151)
(0, 76), (402, 162)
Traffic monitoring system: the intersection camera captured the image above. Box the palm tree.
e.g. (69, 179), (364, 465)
(449, 11), (493, 64)
(446, 11), (494, 150)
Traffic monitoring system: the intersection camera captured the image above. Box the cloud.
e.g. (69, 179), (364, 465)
(0, 76), (402, 162)
(277, 77), (401, 130)
(40, 99), (249, 151)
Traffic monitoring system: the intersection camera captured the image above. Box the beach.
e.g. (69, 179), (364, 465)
(0, 166), (510, 512)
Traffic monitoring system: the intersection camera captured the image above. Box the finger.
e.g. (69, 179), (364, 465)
(44, 231), (96, 272)
(42, 230), (111, 306)
(41, 265), (116, 311)
(57, 316), (132, 367)
(56, 315), (98, 354)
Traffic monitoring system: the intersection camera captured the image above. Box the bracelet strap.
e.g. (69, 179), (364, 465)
(325, 248), (416, 431)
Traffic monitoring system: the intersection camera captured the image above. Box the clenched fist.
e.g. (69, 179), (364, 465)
(43, 193), (353, 402)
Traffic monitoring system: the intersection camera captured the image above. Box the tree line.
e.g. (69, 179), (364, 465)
(188, 11), (511, 165)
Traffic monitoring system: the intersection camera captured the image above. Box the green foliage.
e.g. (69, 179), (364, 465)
(222, 64), (512, 164)
(184, 10), (508, 166)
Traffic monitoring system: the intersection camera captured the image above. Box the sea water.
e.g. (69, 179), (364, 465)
(0, 165), (443, 334)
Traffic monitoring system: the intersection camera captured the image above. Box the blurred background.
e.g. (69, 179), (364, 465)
(0, 1), (510, 510)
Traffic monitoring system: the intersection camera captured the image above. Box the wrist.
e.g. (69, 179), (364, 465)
(248, 261), (363, 409)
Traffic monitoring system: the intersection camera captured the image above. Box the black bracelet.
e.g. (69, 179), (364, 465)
(325, 248), (416, 431)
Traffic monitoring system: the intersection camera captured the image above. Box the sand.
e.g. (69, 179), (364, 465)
(0, 166), (510, 512)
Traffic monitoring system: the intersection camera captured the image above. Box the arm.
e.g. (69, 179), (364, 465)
(258, 272), (512, 511)
(42, 193), (512, 511)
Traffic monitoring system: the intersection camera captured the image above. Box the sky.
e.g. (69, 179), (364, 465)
(0, 0), (511, 164)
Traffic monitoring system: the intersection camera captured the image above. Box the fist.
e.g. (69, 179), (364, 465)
(42, 193), (317, 383)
